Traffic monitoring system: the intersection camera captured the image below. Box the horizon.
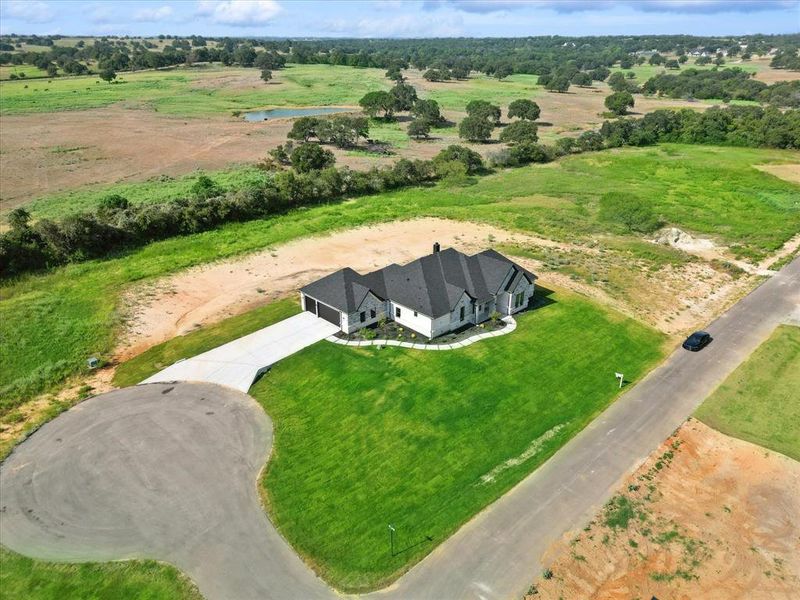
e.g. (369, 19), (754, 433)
(1, 0), (798, 38)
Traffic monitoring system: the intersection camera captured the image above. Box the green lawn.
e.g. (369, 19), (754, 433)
(1, 145), (797, 410)
(113, 298), (299, 387)
(0, 547), (202, 600)
(252, 287), (665, 591)
(0, 64), (388, 116)
(695, 325), (800, 460)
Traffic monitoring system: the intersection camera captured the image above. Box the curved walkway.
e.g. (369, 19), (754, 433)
(326, 316), (516, 350)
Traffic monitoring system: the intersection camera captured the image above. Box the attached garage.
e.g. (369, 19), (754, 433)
(316, 301), (341, 327)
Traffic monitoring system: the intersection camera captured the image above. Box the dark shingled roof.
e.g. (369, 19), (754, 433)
(301, 248), (536, 318)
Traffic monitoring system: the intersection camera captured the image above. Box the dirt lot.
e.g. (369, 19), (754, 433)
(528, 419), (800, 600)
(115, 217), (760, 361)
(755, 163), (800, 185)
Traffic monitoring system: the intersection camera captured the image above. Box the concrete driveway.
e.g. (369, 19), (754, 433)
(0, 383), (334, 600)
(141, 311), (339, 392)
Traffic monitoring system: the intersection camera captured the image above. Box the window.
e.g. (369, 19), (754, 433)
(360, 311), (366, 323)
(370, 309), (376, 319)
(514, 292), (525, 308)
(459, 306), (465, 321)
(413, 311), (418, 317)
(395, 306), (401, 318)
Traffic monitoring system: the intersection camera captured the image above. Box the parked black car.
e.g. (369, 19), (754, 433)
(682, 331), (712, 351)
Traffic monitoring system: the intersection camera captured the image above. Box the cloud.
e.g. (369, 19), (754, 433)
(2, 0), (55, 23)
(196, 0), (282, 26)
(424, 0), (799, 14)
(321, 13), (464, 37)
(134, 5), (174, 22)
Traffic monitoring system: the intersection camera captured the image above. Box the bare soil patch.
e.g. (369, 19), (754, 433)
(529, 419), (800, 600)
(116, 218), (757, 362)
(754, 163), (800, 185)
(0, 106), (380, 209)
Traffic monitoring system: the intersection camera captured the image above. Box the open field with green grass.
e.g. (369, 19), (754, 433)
(113, 299), (299, 387)
(0, 64), (388, 116)
(415, 72), (540, 111)
(0, 547), (202, 600)
(1, 144), (798, 411)
(251, 287), (665, 591)
(609, 61), (759, 84)
(0, 64), (49, 80)
(695, 324), (800, 460)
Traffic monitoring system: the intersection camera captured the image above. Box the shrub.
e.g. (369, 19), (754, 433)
(598, 192), (661, 233)
(499, 120), (538, 144)
(290, 143), (335, 173)
(433, 145), (483, 174)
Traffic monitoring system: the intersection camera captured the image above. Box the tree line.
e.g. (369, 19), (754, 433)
(3, 105), (797, 280)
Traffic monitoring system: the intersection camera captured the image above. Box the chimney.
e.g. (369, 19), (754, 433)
(433, 242), (441, 253)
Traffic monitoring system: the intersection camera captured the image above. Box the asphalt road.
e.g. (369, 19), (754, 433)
(1, 256), (797, 600)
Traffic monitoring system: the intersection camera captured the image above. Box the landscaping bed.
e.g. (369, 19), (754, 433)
(334, 314), (507, 345)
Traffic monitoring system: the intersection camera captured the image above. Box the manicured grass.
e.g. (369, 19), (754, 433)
(0, 64), (387, 116)
(113, 298), (299, 387)
(1, 145), (797, 409)
(0, 547), (202, 600)
(252, 288), (666, 591)
(695, 325), (800, 460)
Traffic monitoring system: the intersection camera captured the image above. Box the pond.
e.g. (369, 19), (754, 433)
(242, 106), (353, 122)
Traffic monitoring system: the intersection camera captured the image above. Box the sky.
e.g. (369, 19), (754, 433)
(0, 0), (798, 38)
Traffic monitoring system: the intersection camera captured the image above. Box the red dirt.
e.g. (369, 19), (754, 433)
(528, 419), (800, 600)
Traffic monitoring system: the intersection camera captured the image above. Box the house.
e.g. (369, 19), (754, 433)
(300, 244), (537, 338)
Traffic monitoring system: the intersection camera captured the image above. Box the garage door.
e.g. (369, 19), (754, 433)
(304, 296), (317, 314)
(317, 302), (341, 327)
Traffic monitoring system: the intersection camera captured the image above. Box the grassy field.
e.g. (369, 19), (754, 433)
(1, 144), (797, 409)
(0, 64), (388, 116)
(0, 547), (202, 600)
(16, 167), (272, 221)
(251, 288), (665, 590)
(609, 61), (760, 84)
(113, 298), (299, 387)
(0, 65), (49, 80)
(695, 325), (800, 460)
(421, 72), (540, 111)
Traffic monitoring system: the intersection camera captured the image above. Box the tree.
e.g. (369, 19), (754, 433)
(260, 69), (272, 83)
(494, 64), (513, 80)
(571, 71), (593, 87)
(648, 53), (665, 66)
(507, 99), (540, 121)
(665, 59), (680, 70)
(598, 192), (660, 233)
(458, 115), (494, 142)
(423, 69), (446, 82)
(605, 91), (635, 116)
(499, 120), (538, 144)
(390, 82), (417, 112)
(607, 72), (630, 92)
(287, 116), (320, 142)
(544, 76), (570, 93)
(590, 66), (611, 81)
(465, 100), (501, 124)
(290, 143), (335, 173)
(46, 63), (58, 77)
(620, 57), (634, 69)
(315, 115), (368, 148)
(411, 98), (443, 124)
(99, 68), (116, 83)
(359, 90), (394, 119)
(190, 174), (223, 199)
(97, 194), (129, 220)
(408, 119), (431, 139)
(433, 145), (483, 174)
(7, 207), (31, 231)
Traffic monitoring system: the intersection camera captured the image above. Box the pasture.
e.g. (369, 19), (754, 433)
(1, 144), (798, 414)
(252, 288), (666, 590)
(695, 324), (800, 460)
